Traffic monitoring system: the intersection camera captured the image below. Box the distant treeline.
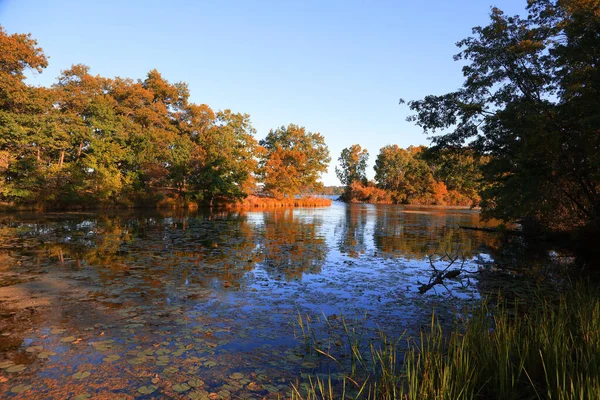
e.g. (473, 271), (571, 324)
(0, 27), (330, 210)
(336, 144), (484, 207)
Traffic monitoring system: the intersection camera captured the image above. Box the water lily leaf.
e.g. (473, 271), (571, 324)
(137, 385), (157, 394)
(172, 383), (190, 392)
(72, 393), (92, 400)
(188, 391), (211, 400)
(60, 336), (77, 343)
(187, 378), (204, 388)
(229, 372), (244, 380)
(163, 366), (178, 374)
(25, 345), (43, 353)
(50, 328), (66, 334)
(0, 360), (15, 369)
(103, 354), (120, 362)
(203, 360), (217, 368)
(73, 371), (91, 379)
(10, 384), (32, 393)
(38, 351), (57, 359)
(6, 364), (26, 373)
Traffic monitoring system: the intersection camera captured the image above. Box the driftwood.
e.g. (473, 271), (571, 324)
(418, 252), (467, 294)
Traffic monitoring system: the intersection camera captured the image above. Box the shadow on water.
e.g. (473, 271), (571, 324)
(0, 203), (579, 398)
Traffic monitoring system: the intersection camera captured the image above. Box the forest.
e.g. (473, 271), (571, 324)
(0, 26), (330, 209)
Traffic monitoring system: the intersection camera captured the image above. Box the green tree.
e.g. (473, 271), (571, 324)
(336, 144), (369, 186)
(188, 110), (259, 205)
(0, 26), (52, 204)
(259, 124), (330, 198)
(407, 0), (600, 232)
(373, 145), (413, 202)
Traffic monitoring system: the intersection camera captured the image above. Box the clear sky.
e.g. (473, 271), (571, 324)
(0, 0), (527, 185)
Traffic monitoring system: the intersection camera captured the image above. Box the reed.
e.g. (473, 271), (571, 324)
(226, 195), (332, 210)
(292, 284), (600, 399)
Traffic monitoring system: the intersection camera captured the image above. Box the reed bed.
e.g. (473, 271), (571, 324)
(292, 284), (600, 399)
(226, 195), (332, 210)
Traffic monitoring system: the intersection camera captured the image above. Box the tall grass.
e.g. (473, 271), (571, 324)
(292, 284), (600, 399)
(226, 195), (332, 210)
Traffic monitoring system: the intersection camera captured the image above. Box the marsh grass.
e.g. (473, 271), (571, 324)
(292, 284), (600, 399)
(227, 195), (332, 210)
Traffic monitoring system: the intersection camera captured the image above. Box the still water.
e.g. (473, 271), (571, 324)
(0, 202), (504, 398)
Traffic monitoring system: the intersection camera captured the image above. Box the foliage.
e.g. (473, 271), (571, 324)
(336, 144), (369, 187)
(259, 124), (330, 198)
(293, 284), (600, 399)
(0, 26), (330, 209)
(406, 0), (600, 232)
(368, 145), (482, 206)
(344, 181), (393, 204)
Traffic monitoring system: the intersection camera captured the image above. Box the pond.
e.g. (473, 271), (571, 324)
(0, 202), (522, 398)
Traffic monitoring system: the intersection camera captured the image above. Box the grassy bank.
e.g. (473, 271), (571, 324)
(293, 284), (600, 399)
(225, 195), (332, 210)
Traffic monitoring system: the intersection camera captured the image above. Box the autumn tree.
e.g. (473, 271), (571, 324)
(187, 110), (259, 205)
(259, 124), (330, 198)
(0, 26), (49, 203)
(0, 25), (333, 209)
(406, 0), (600, 232)
(336, 144), (369, 186)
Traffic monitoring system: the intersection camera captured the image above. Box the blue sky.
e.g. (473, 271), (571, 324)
(0, 0), (527, 185)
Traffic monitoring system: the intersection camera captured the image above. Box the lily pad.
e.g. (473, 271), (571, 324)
(103, 354), (120, 362)
(203, 360), (217, 368)
(60, 336), (77, 343)
(187, 390), (210, 400)
(137, 385), (157, 394)
(25, 345), (43, 353)
(73, 371), (91, 380)
(50, 328), (66, 334)
(72, 394), (92, 400)
(6, 364), (26, 373)
(230, 372), (244, 380)
(10, 384), (32, 393)
(187, 378), (204, 388)
(38, 351), (57, 359)
(0, 360), (15, 369)
(172, 383), (190, 392)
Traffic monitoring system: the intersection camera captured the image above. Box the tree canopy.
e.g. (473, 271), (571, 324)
(406, 0), (600, 232)
(336, 144), (369, 187)
(0, 26), (331, 209)
(259, 124), (330, 198)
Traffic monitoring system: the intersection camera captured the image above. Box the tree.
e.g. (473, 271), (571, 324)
(406, 0), (600, 232)
(336, 144), (369, 186)
(259, 124), (330, 198)
(188, 110), (260, 204)
(373, 145), (413, 202)
(422, 147), (486, 205)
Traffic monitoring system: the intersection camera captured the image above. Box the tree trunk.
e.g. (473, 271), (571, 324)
(58, 150), (65, 168)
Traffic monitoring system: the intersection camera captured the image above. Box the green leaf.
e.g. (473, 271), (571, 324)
(137, 385), (157, 394)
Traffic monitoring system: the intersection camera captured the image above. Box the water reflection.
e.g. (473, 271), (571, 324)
(260, 210), (327, 280)
(335, 205), (369, 258)
(372, 205), (498, 260)
(0, 204), (564, 399)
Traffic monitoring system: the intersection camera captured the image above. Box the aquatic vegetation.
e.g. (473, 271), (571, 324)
(293, 284), (600, 399)
(227, 195), (333, 210)
(0, 205), (570, 398)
